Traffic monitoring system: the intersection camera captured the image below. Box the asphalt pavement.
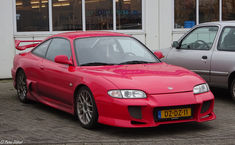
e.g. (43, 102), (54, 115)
(0, 80), (235, 145)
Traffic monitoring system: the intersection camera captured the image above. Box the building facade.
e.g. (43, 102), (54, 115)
(1, 0), (235, 78)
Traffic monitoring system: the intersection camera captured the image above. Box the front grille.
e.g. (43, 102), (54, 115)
(153, 105), (194, 122)
(201, 101), (211, 114)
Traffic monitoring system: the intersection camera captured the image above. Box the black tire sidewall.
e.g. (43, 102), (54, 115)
(16, 70), (28, 103)
(230, 79), (235, 101)
(75, 86), (98, 129)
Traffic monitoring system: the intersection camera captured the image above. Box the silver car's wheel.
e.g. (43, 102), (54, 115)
(75, 86), (98, 129)
(231, 79), (235, 101)
(16, 70), (28, 103)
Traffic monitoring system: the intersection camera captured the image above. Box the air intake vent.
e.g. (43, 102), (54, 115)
(201, 101), (211, 114)
(128, 106), (142, 119)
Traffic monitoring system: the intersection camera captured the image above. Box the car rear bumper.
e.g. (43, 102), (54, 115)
(11, 68), (16, 89)
(96, 91), (215, 128)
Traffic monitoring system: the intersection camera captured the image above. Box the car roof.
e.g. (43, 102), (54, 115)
(198, 21), (235, 27)
(50, 31), (131, 39)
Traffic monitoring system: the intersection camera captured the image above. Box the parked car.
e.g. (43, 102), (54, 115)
(12, 31), (215, 129)
(157, 22), (235, 101)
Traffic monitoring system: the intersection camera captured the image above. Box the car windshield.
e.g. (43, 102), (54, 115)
(74, 37), (159, 66)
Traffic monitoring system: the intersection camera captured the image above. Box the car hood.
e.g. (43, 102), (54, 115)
(80, 62), (205, 94)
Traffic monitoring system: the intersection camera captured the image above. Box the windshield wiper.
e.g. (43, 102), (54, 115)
(80, 62), (116, 66)
(119, 60), (155, 65)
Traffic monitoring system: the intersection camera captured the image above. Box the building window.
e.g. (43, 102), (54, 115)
(16, 0), (49, 31)
(116, 0), (142, 30)
(174, 0), (235, 29)
(15, 0), (143, 32)
(174, 0), (196, 28)
(222, 0), (235, 21)
(199, 0), (219, 23)
(85, 0), (113, 30)
(52, 0), (82, 31)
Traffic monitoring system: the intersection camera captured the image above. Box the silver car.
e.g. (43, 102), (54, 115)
(158, 21), (235, 101)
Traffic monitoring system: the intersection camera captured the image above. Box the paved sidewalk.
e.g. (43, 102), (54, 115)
(0, 80), (235, 145)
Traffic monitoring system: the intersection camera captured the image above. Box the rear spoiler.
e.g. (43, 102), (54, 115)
(15, 40), (42, 51)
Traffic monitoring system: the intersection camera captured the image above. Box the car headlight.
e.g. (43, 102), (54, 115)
(108, 90), (147, 99)
(193, 84), (209, 94)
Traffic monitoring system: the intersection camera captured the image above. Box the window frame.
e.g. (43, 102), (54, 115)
(45, 37), (74, 64)
(173, 0), (223, 31)
(178, 25), (219, 51)
(13, 0), (145, 34)
(31, 39), (52, 58)
(73, 36), (160, 66)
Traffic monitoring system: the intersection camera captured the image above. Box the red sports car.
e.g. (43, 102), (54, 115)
(12, 31), (215, 129)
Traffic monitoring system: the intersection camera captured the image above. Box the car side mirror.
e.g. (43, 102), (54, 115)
(172, 41), (180, 49)
(55, 55), (73, 65)
(154, 51), (164, 59)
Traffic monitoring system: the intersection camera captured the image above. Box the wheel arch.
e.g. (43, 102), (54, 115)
(73, 84), (89, 113)
(15, 67), (24, 89)
(228, 71), (235, 89)
(73, 84), (89, 98)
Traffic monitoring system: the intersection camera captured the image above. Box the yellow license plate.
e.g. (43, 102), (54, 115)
(158, 108), (191, 119)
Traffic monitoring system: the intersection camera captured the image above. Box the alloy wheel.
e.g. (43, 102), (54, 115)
(16, 71), (28, 102)
(76, 89), (94, 125)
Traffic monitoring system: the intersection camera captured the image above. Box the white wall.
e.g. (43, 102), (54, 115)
(158, 0), (173, 49)
(145, 0), (186, 50)
(145, 0), (158, 50)
(172, 30), (188, 41)
(0, 0), (15, 79)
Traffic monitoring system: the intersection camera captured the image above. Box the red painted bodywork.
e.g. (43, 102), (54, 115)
(12, 31), (215, 128)
(154, 51), (164, 59)
(15, 40), (42, 50)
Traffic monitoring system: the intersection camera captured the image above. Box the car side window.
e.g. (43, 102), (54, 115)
(180, 26), (218, 50)
(32, 40), (51, 58)
(46, 38), (71, 62)
(218, 27), (235, 51)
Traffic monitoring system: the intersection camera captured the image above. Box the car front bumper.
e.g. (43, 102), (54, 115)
(96, 91), (215, 128)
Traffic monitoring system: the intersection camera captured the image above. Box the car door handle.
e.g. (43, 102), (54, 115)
(202, 56), (207, 60)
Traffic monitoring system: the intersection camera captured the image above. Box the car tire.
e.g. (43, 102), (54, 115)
(75, 86), (98, 129)
(16, 70), (29, 103)
(231, 79), (235, 102)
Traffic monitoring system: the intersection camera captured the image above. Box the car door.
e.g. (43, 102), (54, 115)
(40, 38), (75, 106)
(29, 39), (52, 97)
(166, 26), (219, 82)
(210, 26), (235, 88)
